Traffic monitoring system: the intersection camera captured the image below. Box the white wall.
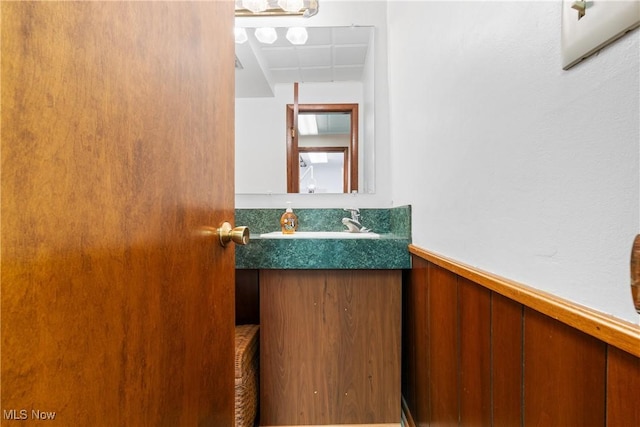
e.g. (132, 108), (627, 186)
(388, 1), (639, 323)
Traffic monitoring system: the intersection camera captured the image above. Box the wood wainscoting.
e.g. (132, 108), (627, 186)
(403, 245), (640, 427)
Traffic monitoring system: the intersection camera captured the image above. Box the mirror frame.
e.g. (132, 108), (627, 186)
(286, 103), (359, 193)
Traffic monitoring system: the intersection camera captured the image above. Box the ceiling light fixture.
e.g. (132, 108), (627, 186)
(241, 0), (268, 13)
(254, 27), (278, 44)
(235, 0), (319, 17)
(286, 27), (308, 45)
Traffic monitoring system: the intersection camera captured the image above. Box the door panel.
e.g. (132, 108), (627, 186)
(1, 1), (235, 425)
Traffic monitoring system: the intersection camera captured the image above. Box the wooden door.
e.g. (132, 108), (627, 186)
(1, 1), (235, 425)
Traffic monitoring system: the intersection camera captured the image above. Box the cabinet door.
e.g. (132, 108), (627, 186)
(259, 269), (402, 425)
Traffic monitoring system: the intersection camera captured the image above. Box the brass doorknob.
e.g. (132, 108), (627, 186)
(217, 222), (250, 247)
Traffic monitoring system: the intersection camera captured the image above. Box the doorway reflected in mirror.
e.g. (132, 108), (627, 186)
(299, 147), (348, 193)
(287, 104), (358, 193)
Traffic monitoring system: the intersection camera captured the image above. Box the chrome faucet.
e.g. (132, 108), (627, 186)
(342, 208), (370, 233)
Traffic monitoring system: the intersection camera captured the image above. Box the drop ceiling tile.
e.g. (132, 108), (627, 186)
(261, 47), (299, 68)
(334, 45), (368, 66)
(305, 27), (333, 46)
(297, 46), (332, 67)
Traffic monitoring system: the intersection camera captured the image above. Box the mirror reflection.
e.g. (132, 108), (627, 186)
(287, 105), (358, 194)
(298, 113), (351, 194)
(299, 148), (347, 193)
(235, 26), (374, 194)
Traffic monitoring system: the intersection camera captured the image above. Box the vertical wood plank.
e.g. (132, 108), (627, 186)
(459, 278), (491, 426)
(405, 257), (431, 427)
(524, 308), (606, 426)
(428, 263), (459, 427)
(606, 346), (640, 426)
(491, 293), (523, 426)
(402, 269), (417, 412)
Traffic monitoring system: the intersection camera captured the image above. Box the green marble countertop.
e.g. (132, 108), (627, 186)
(235, 206), (411, 270)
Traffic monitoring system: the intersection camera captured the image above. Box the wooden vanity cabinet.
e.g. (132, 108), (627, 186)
(259, 269), (401, 426)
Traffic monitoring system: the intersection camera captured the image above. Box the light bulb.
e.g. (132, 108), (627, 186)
(234, 27), (248, 44)
(254, 27), (278, 44)
(241, 0), (268, 13)
(277, 0), (304, 13)
(286, 27), (308, 45)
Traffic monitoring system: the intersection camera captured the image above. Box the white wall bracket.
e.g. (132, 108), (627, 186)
(561, 0), (640, 70)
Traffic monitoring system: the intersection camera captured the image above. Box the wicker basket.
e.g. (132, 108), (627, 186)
(235, 324), (259, 427)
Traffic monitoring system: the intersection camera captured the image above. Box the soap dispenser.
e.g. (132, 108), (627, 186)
(280, 202), (298, 234)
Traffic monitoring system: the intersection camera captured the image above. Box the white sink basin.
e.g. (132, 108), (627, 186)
(260, 231), (380, 239)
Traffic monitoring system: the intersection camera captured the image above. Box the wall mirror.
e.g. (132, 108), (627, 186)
(235, 25), (374, 194)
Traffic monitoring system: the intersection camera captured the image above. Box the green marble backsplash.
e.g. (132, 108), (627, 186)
(235, 205), (411, 237)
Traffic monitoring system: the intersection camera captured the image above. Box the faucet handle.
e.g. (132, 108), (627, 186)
(344, 207), (360, 221)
